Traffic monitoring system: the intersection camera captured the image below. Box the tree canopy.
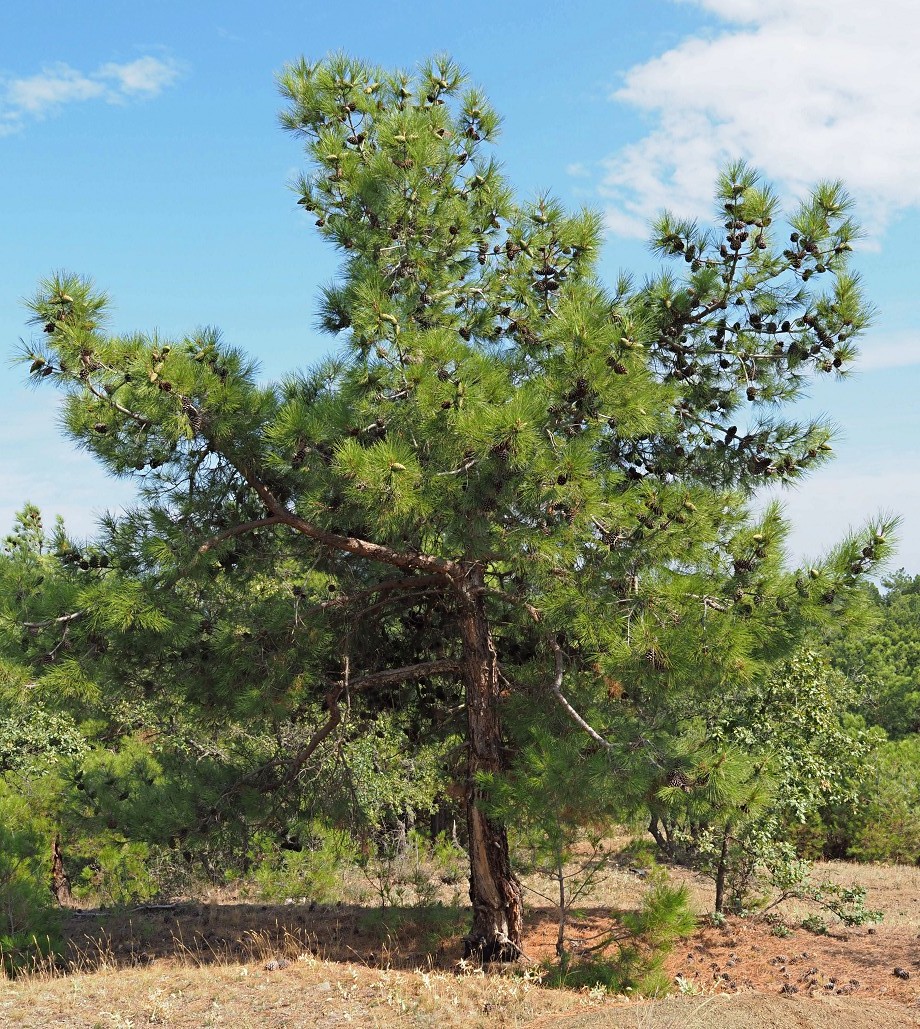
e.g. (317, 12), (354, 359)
(10, 53), (895, 958)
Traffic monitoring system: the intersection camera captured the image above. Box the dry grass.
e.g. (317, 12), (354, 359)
(3, 957), (917, 1028)
(2, 855), (919, 1028)
(1, 951), (614, 1028)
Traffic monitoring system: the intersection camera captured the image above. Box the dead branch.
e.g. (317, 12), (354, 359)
(21, 610), (87, 630)
(545, 636), (616, 752)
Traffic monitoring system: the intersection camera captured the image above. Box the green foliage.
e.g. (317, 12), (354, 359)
(621, 878), (697, 948)
(356, 827), (461, 909)
(800, 913), (828, 935)
(250, 820), (358, 904)
(73, 842), (158, 907)
(0, 705), (86, 776)
(826, 572), (920, 737)
(488, 727), (623, 955)
(647, 648), (877, 911)
(337, 716), (453, 831)
(806, 882), (882, 927)
(764, 856), (882, 928)
(617, 837), (659, 870)
(0, 790), (62, 975)
(543, 877), (695, 997)
(840, 736), (920, 863)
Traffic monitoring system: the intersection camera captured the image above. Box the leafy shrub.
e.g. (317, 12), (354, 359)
(0, 705), (86, 775)
(0, 793), (62, 975)
(251, 820), (357, 904)
(800, 914), (828, 935)
(651, 651), (878, 912)
(805, 881), (882, 927)
(73, 841), (158, 907)
(765, 859), (882, 930)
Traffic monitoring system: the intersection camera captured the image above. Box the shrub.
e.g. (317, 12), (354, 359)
(251, 820), (357, 904)
(0, 794), (62, 975)
(543, 876), (696, 997)
(73, 841), (158, 907)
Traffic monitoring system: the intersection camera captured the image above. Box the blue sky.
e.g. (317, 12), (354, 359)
(1, 0), (918, 571)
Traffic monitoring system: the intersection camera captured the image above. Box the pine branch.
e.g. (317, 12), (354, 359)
(348, 657), (461, 692)
(515, 599), (619, 753)
(285, 656), (460, 782)
(197, 516), (288, 554)
(545, 636), (616, 752)
(318, 573), (450, 612)
(20, 610), (87, 630)
(83, 376), (152, 428)
(238, 464), (460, 580)
(286, 682), (347, 781)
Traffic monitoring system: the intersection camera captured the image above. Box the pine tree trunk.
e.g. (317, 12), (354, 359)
(457, 565), (523, 961)
(50, 833), (72, 906)
(714, 828), (730, 914)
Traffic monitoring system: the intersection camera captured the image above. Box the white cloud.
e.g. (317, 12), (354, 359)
(759, 458), (920, 572)
(566, 162), (591, 179)
(857, 334), (920, 372)
(0, 55), (180, 133)
(98, 56), (181, 96)
(601, 0), (920, 239)
(6, 66), (106, 114)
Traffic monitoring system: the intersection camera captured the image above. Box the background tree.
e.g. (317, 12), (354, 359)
(645, 647), (877, 911)
(825, 571), (920, 736)
(0, 501), (457, 905)
(783, 573), (920, 865)
(16, 53), (893, 958)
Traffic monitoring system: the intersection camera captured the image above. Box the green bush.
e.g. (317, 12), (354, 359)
(0, 794), (62, 975)
(251, 820), (357, 903)
(73, 841), (158, 907)
(800, 914), (828, 935)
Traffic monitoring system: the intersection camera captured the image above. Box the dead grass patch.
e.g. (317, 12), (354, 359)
(3, 857), (919, 1027)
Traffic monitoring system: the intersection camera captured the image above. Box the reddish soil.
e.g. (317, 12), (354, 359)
(665, 917), (919, 1004)
(58, 900), (920, 1010)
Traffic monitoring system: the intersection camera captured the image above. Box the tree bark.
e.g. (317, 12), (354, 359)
(714, 828), (730, 914)
(50, 833), (72, 906)
(457, 565), (523, 961)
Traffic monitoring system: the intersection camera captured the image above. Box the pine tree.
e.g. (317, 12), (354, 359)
(18, 53), (894, 958)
